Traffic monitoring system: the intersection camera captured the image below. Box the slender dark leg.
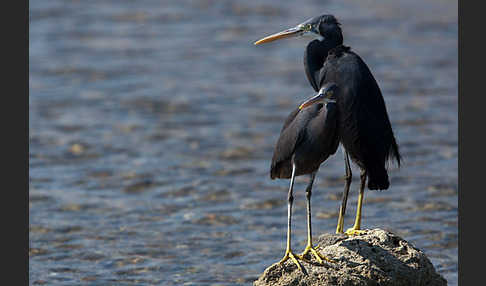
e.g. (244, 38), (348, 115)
(305, 172), (317, 248)
(345, 169), (367, 236)
(277, 163), (304, 270)
(298, 172), (334, 263)
(336, 148), (352, 234)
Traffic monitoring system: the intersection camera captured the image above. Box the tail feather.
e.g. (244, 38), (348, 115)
(387, 135), (401, 168)
(367, 166), (389, 190)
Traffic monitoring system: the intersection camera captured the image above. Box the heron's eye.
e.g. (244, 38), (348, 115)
(304, 24), (312, 31)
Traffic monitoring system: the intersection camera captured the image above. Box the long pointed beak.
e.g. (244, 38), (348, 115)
(299, 83), (337, 109)
(299, 93), (326, 110)
(254, 26), (303, 45)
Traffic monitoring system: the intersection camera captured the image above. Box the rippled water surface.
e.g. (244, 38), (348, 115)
(29, 0), (457, 285)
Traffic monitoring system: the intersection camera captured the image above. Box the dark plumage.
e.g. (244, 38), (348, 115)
(270, 90), (340, 180)
(317, 45), (401, 190)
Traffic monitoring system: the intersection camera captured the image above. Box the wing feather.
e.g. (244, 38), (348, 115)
(270, 107), (305, 179)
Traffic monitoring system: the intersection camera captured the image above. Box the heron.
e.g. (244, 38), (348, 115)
(254, 14), (401, 236)
(269, 82), (340, 270)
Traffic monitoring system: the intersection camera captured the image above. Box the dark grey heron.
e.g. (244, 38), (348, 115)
(255, 14), (401, 237)
(269, 83), (339, 270)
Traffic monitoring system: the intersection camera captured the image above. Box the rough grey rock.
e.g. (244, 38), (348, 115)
(254, 228), (447, 286)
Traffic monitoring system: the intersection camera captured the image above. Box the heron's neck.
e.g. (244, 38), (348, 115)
(321, 38), (342, 54)
(304, 38), (342, 91)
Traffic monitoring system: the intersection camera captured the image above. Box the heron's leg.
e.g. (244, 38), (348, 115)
(277, 163), (305, 271)
(298, 172), (334, 264)
(345, 170), (368, 236)
(336, 149), (352, 234)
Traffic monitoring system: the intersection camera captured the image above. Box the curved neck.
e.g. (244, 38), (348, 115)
(304, 39), (339, 92)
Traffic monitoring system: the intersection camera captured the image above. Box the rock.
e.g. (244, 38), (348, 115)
(254, 228), (447, 286)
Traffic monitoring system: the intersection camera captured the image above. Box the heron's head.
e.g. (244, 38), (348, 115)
(299, 82), (338, 110)
(254, 14), (343, 46)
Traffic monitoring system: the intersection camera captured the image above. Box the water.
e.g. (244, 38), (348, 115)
(29, 0), (458, 285)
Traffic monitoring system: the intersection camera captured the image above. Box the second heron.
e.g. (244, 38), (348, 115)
(270, 83), (340, 270)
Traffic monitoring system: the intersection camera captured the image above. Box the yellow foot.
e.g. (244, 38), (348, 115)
(298, 244), (334, 264)
(344, 227), (368, 236)
(278, 250), (305, 271)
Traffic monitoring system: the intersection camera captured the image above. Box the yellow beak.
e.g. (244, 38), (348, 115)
(254, 27), (303, 45)
(299, 93), (326, 110)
